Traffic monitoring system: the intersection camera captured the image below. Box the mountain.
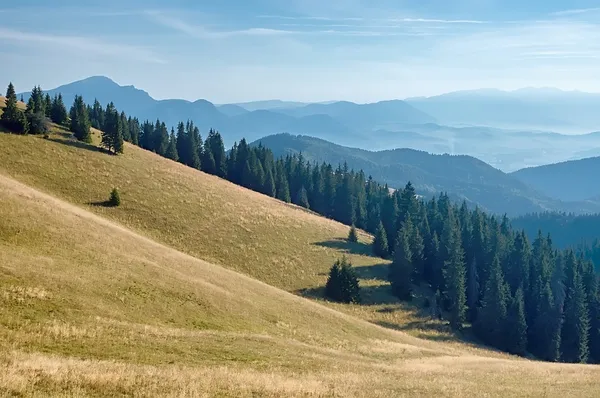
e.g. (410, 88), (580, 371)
(277, 99), (437, 129)
(251, 133), (600, 216)
(511, 156), (600, 202)
(406, 88), (600, 132)
(20, 76), (437, 147)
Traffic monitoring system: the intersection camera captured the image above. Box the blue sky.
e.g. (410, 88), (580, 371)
(2, 0), (600, 102)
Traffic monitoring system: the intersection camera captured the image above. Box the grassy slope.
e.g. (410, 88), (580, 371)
(0, 116), (599, 394)
(2, 155), (600, 397)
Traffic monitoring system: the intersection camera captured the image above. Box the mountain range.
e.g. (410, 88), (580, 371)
(251, 134), (600, 216)
(21, 76), (600, 172)
(511, 156), (600, 202)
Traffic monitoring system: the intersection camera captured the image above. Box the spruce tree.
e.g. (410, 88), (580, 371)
(264, 167), (276, 197)
(389, 226), (413, 300)
(372, 222), (389, 258)
(348, 225), (358, 243)
(1, 82), (28, 134)
(408, 217), (425, 281)
(325, 260), (342, 302)
(50, 94), (68, 125)
(338, 256), (361, 304)
(505, 287), (528, 356)
(443, 218), (467, 330)
(561, 267), (590, 363)
(296, 186), (310, 209)
(44, 93), (52, 118)
(531, 282), (561, 361)
(69, 95), (91, 143)
(475, 255), (508, 348)
(275, 169), (291, 203)
(166, 129), (179, 161)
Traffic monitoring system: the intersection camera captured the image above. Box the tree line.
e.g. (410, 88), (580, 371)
(3, 83), (598, 363)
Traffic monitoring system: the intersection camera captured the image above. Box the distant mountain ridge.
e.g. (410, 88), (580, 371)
(511, 156), (600, 202)
(406, 88), (600, 132)
(251, 133), (600, 216)
(21, 76), (434, 146)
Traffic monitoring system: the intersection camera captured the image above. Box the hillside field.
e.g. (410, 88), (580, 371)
(1, 117), (600, 395)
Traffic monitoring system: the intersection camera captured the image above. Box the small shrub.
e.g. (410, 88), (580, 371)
(109, 188), (121, 207)
(26, 111), (50, 135)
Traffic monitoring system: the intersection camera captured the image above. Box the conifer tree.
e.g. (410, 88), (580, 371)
(530, 282), (561, 361)
(389, 226), (413, 300)
(69, 95), (91, 142)
(407, 217), (425, 281)
(475, 255), (508, 348)
(44, 93), (52, 118)
(50, 94), (68, 125)
(338, 256), (361, 304)
(166, 128), (179, 161)
(1, 82), (28, 134)
(296, 186), (310, 209)
(348, 224), (358, 243)
(505, 287), (528, 356)
(372, 222), (389, 258)
(264, 167), (276, 197)
(275, 168), (291, 203)
(561, 263), (590, 363)
(325, 260), (342, 302)
(443, 218), (467, 329)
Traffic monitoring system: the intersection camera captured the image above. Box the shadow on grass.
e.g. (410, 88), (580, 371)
(314, 238), (375, 257)
(88, 200), (117, 208)
(297, 283), (400, 306)
(353, 263), (389, 281)
(47, 136), (109, 154)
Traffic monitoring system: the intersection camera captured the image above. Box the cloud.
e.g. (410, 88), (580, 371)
(551, 8), (600, 16)
(0, 28), (166, 64)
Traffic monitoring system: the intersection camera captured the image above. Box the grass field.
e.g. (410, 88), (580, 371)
(1, 113), (600, 395)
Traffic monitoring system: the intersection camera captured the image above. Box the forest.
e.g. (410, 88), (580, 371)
(2, 83), (599, 364)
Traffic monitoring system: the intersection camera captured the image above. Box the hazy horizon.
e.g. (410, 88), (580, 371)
(3, 1), (600, 103)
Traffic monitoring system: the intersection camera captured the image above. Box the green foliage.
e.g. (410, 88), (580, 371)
(561, 259), (590, 363)
(109, 188), (121, 207)
(50, 94), (68, 125)
(165, 129), (179, 161)
(475, 255), (508, 348)
(504, 287), (528, 356)
(372, 222), (389, 258)
(26, 111), (50, 135)
(324, 256), (360, 304)
(347, 225), (358, 243)
(69, 95), (91, 143)
(389, 226), (413, 300)
(442, 216), (467, 330)
(101, 103), (124, 154)
(1, 82), (28, 134)
(295, 186), (310, 209)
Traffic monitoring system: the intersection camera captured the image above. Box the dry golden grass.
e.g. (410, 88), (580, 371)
(1, 171), (600, 396)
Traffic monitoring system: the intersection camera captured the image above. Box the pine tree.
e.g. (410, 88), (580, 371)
(264, 167), (276, 197)
(348, 225), (358, 243)
(44, 93), (52, 118)
(475, 255), (508, 348)
(1, 82), (28, 134)
(407, 217), (425, 281)
(109, 188), (121, 207)
(166, 129), (179, 161)
(69, 95), (91, 142)
(295, 186), (310, 209)
(443, 218), (467, 330)
(372, 222), (389, 258)
(531, 282), (561, 361)
(325, 259), (342, 302)
(561, 264), (590, 363)
(338, 256), (361, 304)
(389, 226), (413, 300)
(50, 94), (68, 125)
(505, 287), (528, 356)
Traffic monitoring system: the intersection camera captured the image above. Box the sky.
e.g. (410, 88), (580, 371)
(2, 0), (600, 103)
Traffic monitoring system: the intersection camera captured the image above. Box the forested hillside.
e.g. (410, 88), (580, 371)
(3, 82), (600, 365)
(512, 156), (600, 202)
(252, 133), (600, 216)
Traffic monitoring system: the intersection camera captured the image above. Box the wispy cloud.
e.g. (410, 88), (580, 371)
(0, 28), (166, 64)
(259, 14), (486, 24)
(258, 15), (364, 22)
(551, 8), (600, 16)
